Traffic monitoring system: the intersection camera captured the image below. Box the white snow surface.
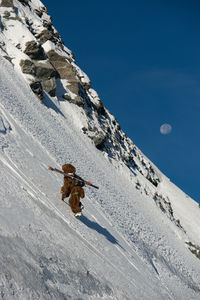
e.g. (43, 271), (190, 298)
(0, 54), (200, 300)
(0, 1), (200, 299)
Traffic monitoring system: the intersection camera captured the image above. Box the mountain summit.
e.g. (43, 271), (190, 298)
(0, 0), (200, 299)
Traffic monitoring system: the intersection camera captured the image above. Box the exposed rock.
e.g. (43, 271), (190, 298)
(175, 219), (186, 233)
(146, 166), (160, 187)
(68, 81), (83, 97)
(82, 127), (87, 134)
(30, 81), (43, 100)
(77, 72), (91, 90)
(87, 126), (106, 149)
(95, 139), (105, 151)
(37, 29), (61, 46)
(186, 242), (200, 259)
(43, 20), (53, 31)
(94, 132), (107, 149)
(0, 43), (11, 62)
(153, 192), (174, 219)
(81, 80), (90, 90)
(16, 43), (21, 49)
(46, 50), (77, 79)
(20, 59), (36, 75)
(20, 59), (58, 96)
(34, 60), (58, 79)
(24, 41), (46, 60)
(0, 0), (13, 7)
(17, 0), (29, 4)
(88, 88), (107, 116)
(4, 14), (22, 22)
(62, 94), (71, 101)
(41, 6), (48, 14)
(41, 77), (56, 97)
(3, 55), (12, 63)
(47, 50), (84, 102)
(33, 61), (58, 96)
(135, 180), (141, 190)
(153, 192), (186, 233)
(3, 10), (10, 18)
(37, 29), (53, 45)
(34, 9), (42, 18)
(96, 100), (107, 117)
(62, 93), (84, 107)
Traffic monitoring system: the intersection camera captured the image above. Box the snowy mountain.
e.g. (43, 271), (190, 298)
(0, 0), (200, 299)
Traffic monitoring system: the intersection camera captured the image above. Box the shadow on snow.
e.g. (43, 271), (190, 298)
(43, 92), (65, 118)
(79, 215), (123, 248)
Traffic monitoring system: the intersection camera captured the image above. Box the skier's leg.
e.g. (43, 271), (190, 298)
(79, 202), (84, 210)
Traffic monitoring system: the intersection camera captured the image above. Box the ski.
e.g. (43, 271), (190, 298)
(48, 166), (99, 189)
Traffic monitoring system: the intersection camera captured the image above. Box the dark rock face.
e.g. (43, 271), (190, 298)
(24, 41), (46, 60)
(33, 61), (58, 79)
(46, 50), (77, 80)
(41, 78), (56, 97)
(17, 0), (29, 4)
(47, 50), (84, 103)
(33, 61), (58, 96)
(20, 59), (58, 98)
(0, 0), (13, 7)
(93, 132), (107, 149)
(30, 81), (43, 100)
(20, 60), (35, 75)
(37, 29), (53, 45)
(62, 93), (84, 107)
(95, 100), (107, 117)
(36, 29), (62, 45)
(186, 242), (200, 260)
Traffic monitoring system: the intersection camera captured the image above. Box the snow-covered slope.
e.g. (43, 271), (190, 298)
(0, 1), (200, 299)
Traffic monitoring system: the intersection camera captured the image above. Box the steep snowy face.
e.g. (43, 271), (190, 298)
(1, 1), (200, 300)
(1, 0), (200, 259)
(0, 0), (160, 189)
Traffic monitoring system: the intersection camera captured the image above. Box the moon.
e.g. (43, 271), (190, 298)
(160, 123), (172, 135)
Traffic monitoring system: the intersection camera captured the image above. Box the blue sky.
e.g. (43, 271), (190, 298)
(42, 0), (200, 203)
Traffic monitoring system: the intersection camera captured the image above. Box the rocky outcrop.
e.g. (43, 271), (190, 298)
(46, 51), (74, 79)
(62, 92), (84, 107)
(20, 59), (35, 75)
(18, 0), (29, 4)
(46, 50), (85, 102)
(37, 29), (54, 45)
(153, 192), (186, 232)
(34, 60), (58, 79)
(20, 59), (58, 97)
(30, 81), (43, 100)
(41, 77), (56, 97)
(33, 60), (58, 96)
(0, 0), (13, 7)
(24, 41), (46, 60)
(82, 126), (107, 149)
(186, 242), (200, 260)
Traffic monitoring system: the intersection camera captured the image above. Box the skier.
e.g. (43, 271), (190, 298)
(60, 164), (85, 216)
(48, 164), (98, 217)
